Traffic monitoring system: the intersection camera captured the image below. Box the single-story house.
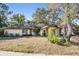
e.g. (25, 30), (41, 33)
(4, 23), (49, 37)
(4, 25), (37, 36)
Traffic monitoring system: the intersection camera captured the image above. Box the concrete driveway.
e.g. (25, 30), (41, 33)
(0, 51), (45, 56)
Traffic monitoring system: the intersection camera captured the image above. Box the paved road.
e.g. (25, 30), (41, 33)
(0, 51), (45, 56)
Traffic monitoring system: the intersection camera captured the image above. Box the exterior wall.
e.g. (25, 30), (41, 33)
(27, 29), (31, 35)
(31, 30), (36, 36)
(4, 28), (43, 36)
(4, 29), (23, 36)
(22, 29), (27, 35)
(40, 30), (44, 36)
(40, 29), (48, 36)
(27, 29), (36, 35)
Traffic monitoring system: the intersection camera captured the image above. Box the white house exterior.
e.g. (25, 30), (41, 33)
(39, 26), (48, 36)
(4, 29), (23, 36)
(4, 23), (48, 37)
(4, 26), (37, 36)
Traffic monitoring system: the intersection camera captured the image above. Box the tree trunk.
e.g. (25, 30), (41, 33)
(61, 23), (73, 42)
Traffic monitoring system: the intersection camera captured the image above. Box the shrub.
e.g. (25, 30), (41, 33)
(4, 31), (9, 37)
(34, 28), (40, 36)
(47, 27), (60, 43)
(0, 28), (5, 37)
(15, 34), (20, 37)
(9, 33), (15, 37)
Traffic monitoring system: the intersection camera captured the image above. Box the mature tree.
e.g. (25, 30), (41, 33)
(32, 8), (50, 25)
(60, 4), (79, 42)
(48, 3), (64, 25)
(0, 3), (12, 27)
(48, 3), (79, 42)
(10, 14), (25, 26)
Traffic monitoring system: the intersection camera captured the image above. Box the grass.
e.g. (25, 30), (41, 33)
(0, 37), (16, 40)
(1, 44), (34, 53)
(0, 37), (79, 55)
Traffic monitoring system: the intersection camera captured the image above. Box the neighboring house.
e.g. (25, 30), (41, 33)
(4, 26), (23, 36)
(4, 25), (37, 36)
(4, 28), (23, 36)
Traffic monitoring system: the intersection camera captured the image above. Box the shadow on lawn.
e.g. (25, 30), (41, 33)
(0, 37), (21, 40)
(0, 36), (31, 40)
(0, 35), (43, 40)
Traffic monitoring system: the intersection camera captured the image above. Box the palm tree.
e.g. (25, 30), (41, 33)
(10, 14), (25, 26)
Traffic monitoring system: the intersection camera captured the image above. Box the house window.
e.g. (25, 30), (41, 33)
(22, 29), (27, 33)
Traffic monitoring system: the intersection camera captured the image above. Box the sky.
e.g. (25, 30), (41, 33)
(7, 3), (48, 21)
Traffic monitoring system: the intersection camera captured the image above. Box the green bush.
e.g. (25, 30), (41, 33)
(0, 28), (5, 37)
(47, 27), (60, 43)
(4, 32), (8, 37)
(34, 28), (40, 36)
(9, 33), (15, 37)
(15, 34), (20, 37)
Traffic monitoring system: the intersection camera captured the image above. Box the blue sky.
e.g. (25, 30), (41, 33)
(7, 3), (48, 21)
